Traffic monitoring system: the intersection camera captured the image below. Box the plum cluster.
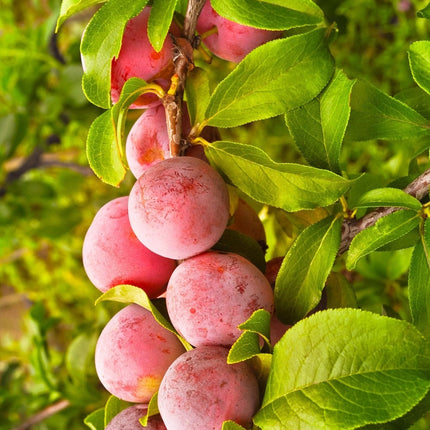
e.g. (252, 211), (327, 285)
(82, 2), (284, 429)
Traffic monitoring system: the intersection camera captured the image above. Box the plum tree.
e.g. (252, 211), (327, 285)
(166, 251), (274, 347)
(128, 156), (230, 260)
(196, 0), (282, 63)
(110, 7), (179, 108)
(82, 196), (176, 298)
(105, 404), (166, 430)
(95, 304), (186, 403)
(126, 104), (190, 179)
(158, 345), (260, 429)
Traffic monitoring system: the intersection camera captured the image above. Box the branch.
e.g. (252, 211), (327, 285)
(339, 169), (430, 254)
(12, 399), (70, 430)
(163, 0), (206, 156)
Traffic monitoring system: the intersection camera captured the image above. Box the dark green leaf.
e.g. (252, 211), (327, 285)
(212, 229), (266, 273)
(84, 408), (105, 430)
(345, 80), (429, 142)
(56, 0), (105, 31)
(408, 41), (430, 96)
(275, 216), (341, 324)
(205, 141), (352, 212)
(395, 87), (430, 120)
(148, 0), (177, 52)
(205, 28), (334, 128)
(210, 0), (322, 30)
(254, 309), (430, 430)
(346, 210), (421, 270)
(417, 4), (430, 19)
(185, 68), (212, 126)
(286, 69), (355, 172)
(81, 0), (148, 108)
(409, 218), (430, 338)
(95, 285), (192, 350)
(354, 188), (422, 210)
(325, 273), (358, 309)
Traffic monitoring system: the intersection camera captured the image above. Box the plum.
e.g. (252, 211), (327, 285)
(126, 104), (191, 179)
(128, 156), (229, 260)
(106, 404), (166, 430)
(166, 251), (274, 347)
(111, 7), (179, 108)
(95, 304), (186, 403)
(158, 345), (260, 429)
(196, 0), (282, 63)
(82, 196), (176, 298)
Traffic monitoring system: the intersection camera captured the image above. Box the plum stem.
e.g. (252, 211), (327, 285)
(163, 0), (206, 157)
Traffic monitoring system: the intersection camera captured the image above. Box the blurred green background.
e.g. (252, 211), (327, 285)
(1, 0), (429, 429)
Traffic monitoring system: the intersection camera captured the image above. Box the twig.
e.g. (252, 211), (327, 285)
(163, 0), (206, 156)
(339, 168), (430, 254)
(12, 399), (71, 430)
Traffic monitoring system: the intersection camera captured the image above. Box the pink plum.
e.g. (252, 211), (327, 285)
(128, 156), (230, 260)
(106, 404), (166, 430)
(111, 7), (179, 108)
(82, 196), (176, 298)
(158, 345), (260, 429)
(196, 0), (283, 63)
(166, 251), (274, 347)
(95, 304), (186, 403)
(126, 104), (191, 179)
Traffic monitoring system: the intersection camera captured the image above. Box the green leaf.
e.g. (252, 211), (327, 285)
(148, 0), (177, 52)
(409, 218), (430, 338)
(345, 80), (429, 142)
(286, 69), (355, 172)
(275, 216), (341, 324)
(95, 285), (192, 350)
(204, 28), (334, 128)
(84, 408), (105, 430)
(139, 393), (159, 426)
(325, 273), (358, 309)
(81, 0), (148, 108)
(417, 4), (430, 19)
(86, 78), (149, 186)
(395, 87), (430, 120)
(354, 188), (422, 210)
(185, 68), (211, 126)
(222, 421), (246, 430)
(205, 141), (352, 212)
(104, 396), (130, 427)
(254, 309), (430, 430)
(262, 0), (323, 17)
(409, 41), (430, 96)
(227, 331), (261, 364)
(212, 229), (266, 273)
(346, 210), (421, 270)
(210, 0), (322, 30)
(56, 0), (105, 31)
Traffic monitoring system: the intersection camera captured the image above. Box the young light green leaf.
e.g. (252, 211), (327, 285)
(81, 0), (148, 108)
(104, 396), (130, 427)
(148, 0), (177, 52)
(86, 110), (126, 186)
(408, 41), (430, 96)
(56, 0), (106, 31)
(417, 4), (430, 19)
(346, 210), (421, 270)
(227, 331), (261, 364)
(95, 285), (192, 350)
(354, 187), (422, 210)
(262, 0), (323, 17)
(222, 421), (246, 430)
(205, 141), (352, 212)
(212, 229), (266, 273)
(409, 218), (430, 338)
(204, 28), (334, 128)
(254, 309), (430, 430)
(84, 408), (105, 430)
(286, 69), (355, 173)
(210, 0), (322, 30)
(345, 80), (429, 142)
(66, 332), (98, 384)
(139, 393), (159, 426)
(275, 216), (341, 325)
(185, 68), (211, 126)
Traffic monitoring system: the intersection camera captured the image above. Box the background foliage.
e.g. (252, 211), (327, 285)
(1, 0), (430, 429)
